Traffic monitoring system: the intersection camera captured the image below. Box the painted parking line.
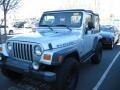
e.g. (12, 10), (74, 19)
(93, 51), (120, 90)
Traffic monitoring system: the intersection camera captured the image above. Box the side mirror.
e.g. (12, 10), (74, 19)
(88, 21), (94, 30)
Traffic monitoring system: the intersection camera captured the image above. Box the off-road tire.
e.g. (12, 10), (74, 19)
(56, 58), (79, 90)
(91, 42), (102, 64)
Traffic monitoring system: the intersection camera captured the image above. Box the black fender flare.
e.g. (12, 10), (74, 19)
(52, 47), (80, 65)
(92, 35), (102, 50)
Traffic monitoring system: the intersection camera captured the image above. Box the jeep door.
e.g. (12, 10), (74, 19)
(82, 13), (95, 55)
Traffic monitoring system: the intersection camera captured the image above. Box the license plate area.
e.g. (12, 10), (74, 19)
(6, 58), (31, 72)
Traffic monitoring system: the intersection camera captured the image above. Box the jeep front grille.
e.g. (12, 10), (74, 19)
(13, 42), (33, 61)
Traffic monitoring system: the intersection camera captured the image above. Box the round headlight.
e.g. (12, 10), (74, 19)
(7, 42), (12, 51)
(32, 61), (39, 70)
(34, 45), (42, 56)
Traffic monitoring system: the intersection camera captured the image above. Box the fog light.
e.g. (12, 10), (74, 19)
(0, 56), (2, 61)
(32, 62), (39, 70)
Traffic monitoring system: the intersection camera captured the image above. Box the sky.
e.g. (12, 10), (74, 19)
(2, 0), (120, 24)
(15, 0), (97, 19)
(99, 0), (120, 18)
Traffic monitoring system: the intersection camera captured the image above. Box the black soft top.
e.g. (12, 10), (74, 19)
(44, 9), (98, 16)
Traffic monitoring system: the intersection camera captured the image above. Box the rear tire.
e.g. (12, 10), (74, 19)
(56, 58), (79, 90)
(91, 42), (102, 64)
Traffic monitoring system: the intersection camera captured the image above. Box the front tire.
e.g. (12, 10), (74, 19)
(91, 42), (102, 64)
(56, 58), (79, 90)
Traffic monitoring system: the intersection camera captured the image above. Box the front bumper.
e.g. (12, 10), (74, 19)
(0, 53), (7, 61)
(0, 58), (56, 82)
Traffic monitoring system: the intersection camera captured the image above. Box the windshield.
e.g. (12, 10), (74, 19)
(101, 26), (114, 32)
(39, 12), (83, 28)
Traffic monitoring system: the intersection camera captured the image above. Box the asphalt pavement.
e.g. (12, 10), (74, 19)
(76, 44), (120, 90)
(0, 43), (120, 90)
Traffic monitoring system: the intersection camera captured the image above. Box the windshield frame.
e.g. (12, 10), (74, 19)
(39, 11), (83, 28)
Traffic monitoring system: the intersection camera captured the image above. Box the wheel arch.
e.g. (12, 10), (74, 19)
(9, 30), (14, 34)
(62, 51), (80, 63)
(93, 36), (103, 49)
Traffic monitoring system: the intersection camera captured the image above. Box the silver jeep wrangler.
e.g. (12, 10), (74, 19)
(0, 9), (102, 90)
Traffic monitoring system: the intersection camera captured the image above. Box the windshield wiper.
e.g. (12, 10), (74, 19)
(55, 24), (72, 31)
(39, 25), (53, 31)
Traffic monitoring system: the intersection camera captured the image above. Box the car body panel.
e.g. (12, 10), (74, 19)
(0, 9), (101, 82)
(100, 25), (119, 45)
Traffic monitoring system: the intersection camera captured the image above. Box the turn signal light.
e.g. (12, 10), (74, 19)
(43, 54), (51, 60)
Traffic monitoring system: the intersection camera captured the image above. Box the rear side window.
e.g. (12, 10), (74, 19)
(94, 15), (100, 33)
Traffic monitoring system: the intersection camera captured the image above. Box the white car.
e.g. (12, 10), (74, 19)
(14, 27), (33, 34)
(0, 25), (15, 35)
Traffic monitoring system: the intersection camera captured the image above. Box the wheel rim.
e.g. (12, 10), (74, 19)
(65, 67), (78, 90)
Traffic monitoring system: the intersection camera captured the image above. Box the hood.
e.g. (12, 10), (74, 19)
(100, 31), (114, 38)
(8, 30), (80, 50)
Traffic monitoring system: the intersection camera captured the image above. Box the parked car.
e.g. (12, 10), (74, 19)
(100, 25), (119, 49)
(14, 27), (33, 34)
(13, 21), (33, 34)
(0, 9), (102, 90)
(13, 21), (26, 28)
(0, 25), (15, 35)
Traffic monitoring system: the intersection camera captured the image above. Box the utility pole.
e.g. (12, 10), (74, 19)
(94, 0), (100, 13)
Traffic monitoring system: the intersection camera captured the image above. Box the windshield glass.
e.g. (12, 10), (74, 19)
(39, 12), (83, 28)
(101, 26), (114, 32)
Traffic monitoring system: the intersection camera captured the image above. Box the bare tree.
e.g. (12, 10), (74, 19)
(1, 0), (20, 39)
(0, 0), (3, 5)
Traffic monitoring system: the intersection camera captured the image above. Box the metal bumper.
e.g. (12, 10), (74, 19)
(0, 58), (56, 82)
